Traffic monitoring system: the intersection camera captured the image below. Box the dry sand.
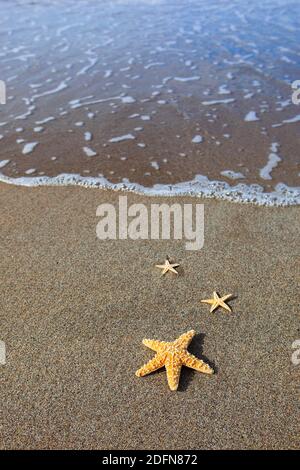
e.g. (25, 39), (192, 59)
(0, 182), (299, 449)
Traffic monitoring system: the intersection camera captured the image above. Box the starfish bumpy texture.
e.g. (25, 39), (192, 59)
(155, 259), (179, 276)
(201, 291), (233, 313)
(136, 330), (213, 391)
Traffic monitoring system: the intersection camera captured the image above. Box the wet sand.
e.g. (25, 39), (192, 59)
(0, 182), (299, 449)
(1, 0), (300, 195)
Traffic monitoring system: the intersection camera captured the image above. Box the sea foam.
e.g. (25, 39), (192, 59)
(0, 172), (298, 207)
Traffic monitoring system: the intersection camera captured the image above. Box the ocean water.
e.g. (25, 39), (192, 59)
(0, 0), (299, 205)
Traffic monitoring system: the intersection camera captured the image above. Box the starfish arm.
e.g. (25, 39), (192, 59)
(210, 302), (218, 313)
(168, 266), (178, 274)
(165, 354), (182, 391)
(219, 300), (232, 312)
(155, 264), (169, 275)
(174, 330), (195, 349)
(201, 299), (214, 305)
(155, 264), (166, 269)
(142, 338), (166, 352)
(182, 351), (214, 374)
(222, 294), (232, 301)
(135, 353), (165, 377)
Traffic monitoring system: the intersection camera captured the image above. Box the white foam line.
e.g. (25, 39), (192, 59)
(15, 106), (35, 120)
(259, 144), (281, 180)
(70, 94), (135, 109)
(272, 114), (300, 127)
(282, 114), (300, 124)
(31, 80), (68, 101)
(0, 160), (10, 169)
(77, 57), (98, 76)
(173, 76), (200, 82)
(144, 62), (164, 70)
(35, 117), (55, 124)
(202, 98), (235, 105)
(109, 134), (135, 143)
(0, 172), (298, 207)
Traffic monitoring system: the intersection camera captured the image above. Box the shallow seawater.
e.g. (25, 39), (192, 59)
(0, 0), (299, 205)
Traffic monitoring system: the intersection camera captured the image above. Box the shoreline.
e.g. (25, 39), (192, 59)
(0, 182), (299, 449)
(0, 172), (299, 207)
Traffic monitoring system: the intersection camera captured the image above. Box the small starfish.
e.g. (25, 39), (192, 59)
(136, 330), (213, 391)
(201, 291), (233, 313)
(155, 258), (179, 276)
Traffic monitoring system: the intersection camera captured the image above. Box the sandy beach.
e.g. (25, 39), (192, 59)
(0, 182), (299, 450)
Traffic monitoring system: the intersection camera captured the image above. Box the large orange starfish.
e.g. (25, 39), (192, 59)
(135, 330), (213, 391)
